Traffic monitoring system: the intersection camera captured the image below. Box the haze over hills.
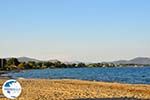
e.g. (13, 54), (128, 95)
(17, 57), (40, 62)
(4, 57), (150, 65)
(112, 57), (150, 65)
(6, 57), (40, 63)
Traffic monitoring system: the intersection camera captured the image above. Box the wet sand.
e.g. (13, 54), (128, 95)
(0, 79), (150, 100)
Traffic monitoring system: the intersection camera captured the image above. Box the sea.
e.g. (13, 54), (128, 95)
(8, 67), (150, 84)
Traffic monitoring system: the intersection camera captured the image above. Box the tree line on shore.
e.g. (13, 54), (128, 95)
(0, 58), (149, 71)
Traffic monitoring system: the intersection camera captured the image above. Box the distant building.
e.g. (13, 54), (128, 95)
(0, 59), (2, 68)
(0, 59), (6, 68)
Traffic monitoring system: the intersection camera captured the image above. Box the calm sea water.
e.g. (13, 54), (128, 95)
(8, 67), (150, 84)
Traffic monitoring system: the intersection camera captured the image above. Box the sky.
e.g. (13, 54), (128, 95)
(0, 0), (150, 62)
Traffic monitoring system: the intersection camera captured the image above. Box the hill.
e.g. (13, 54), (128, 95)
(113, 57), (150, 65)
(17, 57), (40, 62)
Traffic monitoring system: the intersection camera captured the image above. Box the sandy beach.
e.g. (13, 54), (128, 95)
(0, 79), (150, 100)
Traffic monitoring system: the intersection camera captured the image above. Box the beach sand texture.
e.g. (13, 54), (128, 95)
(0, 79), (150, 100)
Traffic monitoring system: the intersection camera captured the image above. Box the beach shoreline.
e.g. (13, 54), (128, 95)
(0, 71), (12, 79)
(0, 79), (150, 100)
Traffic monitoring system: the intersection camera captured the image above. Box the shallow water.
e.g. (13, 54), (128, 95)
(8, 67), (150, 84)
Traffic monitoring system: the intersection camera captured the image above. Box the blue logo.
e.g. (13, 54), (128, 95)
(2, 79), (22, 99)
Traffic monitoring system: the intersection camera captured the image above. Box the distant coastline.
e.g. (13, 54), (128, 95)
(0, 57), (150, 71)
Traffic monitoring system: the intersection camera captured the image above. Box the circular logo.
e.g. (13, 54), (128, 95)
(2, 79), (22, 99)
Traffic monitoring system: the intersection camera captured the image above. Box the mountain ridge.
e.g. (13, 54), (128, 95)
(112, 57), (150, 64)
(4, 57), (150, 64)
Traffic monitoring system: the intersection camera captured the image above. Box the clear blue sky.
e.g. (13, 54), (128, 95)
(0, 0), (150, 62)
